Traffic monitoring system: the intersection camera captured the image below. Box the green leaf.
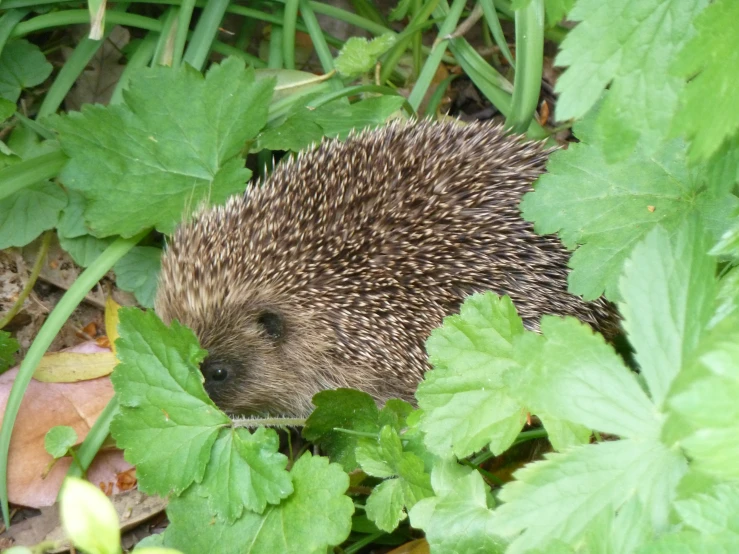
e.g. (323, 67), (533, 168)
(674, 483), (739, 535)
(409, 460), (506, 553)
(114, 246), (162, 308)
(163, 453), (353, 554)
(417, 293), (527, 458)
(620, 222), (716, 409)
(0, 181), (67, 249)
(0, 331), (19, 373)
(554, 0), (706, 159)
(639, 532), (739, 554)
(335, 34), (396, 77)
(110, 308), (230, 496)
(356, 426), (432, 532)
(51, 57), (274, 238)
(197, 427), (293, 521)
(0, 98), (15, 122)
(59, 234), (115, 268)
(303, 389), (409, 471)
(44, 426), (78, 459)
(667, 316), (739, 481)
(495, 440), (687, 553)
(60, 477), (120, 554)
(521, 133), (737, 301)
(671, 0), (739, 163)
(0, 39), (53, 103)
(258, 95), (405, 152)
(525, 317), (657, 439)
(365, 479), (405, 533)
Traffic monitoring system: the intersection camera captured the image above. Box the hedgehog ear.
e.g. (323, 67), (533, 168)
(256, 310), (284, 340)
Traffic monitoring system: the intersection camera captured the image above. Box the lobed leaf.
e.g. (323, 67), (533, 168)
(495, 440), (687, 554)
(521, 130), (737, 301)
(670, 0), (739, 163)
(51, 57), (274, 238)
(619, 222), (716, 409)
(418, 293), (527, 458)
(554, 0), (706, 159)
(163, 454), (353, 554)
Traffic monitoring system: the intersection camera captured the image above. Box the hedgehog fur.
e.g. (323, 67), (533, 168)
(155, 119), (620, 417)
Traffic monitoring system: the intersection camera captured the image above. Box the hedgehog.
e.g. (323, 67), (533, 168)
(154, 119), (620, 417)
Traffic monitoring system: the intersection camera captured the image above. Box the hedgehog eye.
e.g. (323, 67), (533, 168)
(257, 310), (283, 340)
(212, 367), (228, 381)
(201, 358), (229, 384)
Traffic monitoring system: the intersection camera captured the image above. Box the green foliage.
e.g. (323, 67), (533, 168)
(113, 246), (162, 308)
(0, 331), (19, 373)
(258, 95), (405, 152)
(357, 425), (433, 532)
(670, 0), (739, 163)
(163, 454), (353, 554)
(44, 426), (78, 459)
(335, 34), (396, 77)
(554, 0), (706, 160)
(0, 40), (53, 103)
(50, 58), (274, 238)
(521, 115), (736, 301)
(1, 0), (738, 552)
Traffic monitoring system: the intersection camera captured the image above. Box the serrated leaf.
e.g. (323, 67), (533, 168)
(0, 39), (53, 102)
(418, 293), (527, 458)
(667, 317), (739, 481)
(356, 426), (402, 479)
(409, 460), (506, 553)
(639, 531), (739, 554)
(357, 426), (432, 532)
(110, 308), (230, 496)
(0, 331), (19, 373)
(671, 0), (739, 163)
(0, 181), (67, 249)
(197, 427), (293, 521)
(51, 57), (274, 238)
(163, 453), (353, 554)
(674, 483), (739, 536)
(335, 34), (396, 77)
(524, 317), (657, 439)
(303, 389), (410, 471)
(365, 479), (405, 532)
(114, 246), (162, 308)
(554, 0), (706, 159)
(620, 222), (716, 409)
(495, 440), (687, 554)
(521, 134), (736, 301)
(44, 426), (78, 459)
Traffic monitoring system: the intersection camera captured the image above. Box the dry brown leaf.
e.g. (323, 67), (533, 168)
(0, 342), (132, 509)
(2, 489), (167, 553)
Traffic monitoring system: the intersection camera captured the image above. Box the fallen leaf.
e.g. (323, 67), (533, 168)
(0, 341), (132, 509)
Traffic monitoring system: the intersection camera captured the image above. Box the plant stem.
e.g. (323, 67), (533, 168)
(344, 531), (386, 554)
(183, 0), (230, 70)
(282, 0), (299, 70)
(0, 231), (148, 527)
(62, 396), (120, 484)
(507, 0), (544, 134)
(0, 231), (52, 330)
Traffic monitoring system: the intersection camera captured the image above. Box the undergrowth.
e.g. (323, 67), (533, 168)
(0, 0), (738, 553)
